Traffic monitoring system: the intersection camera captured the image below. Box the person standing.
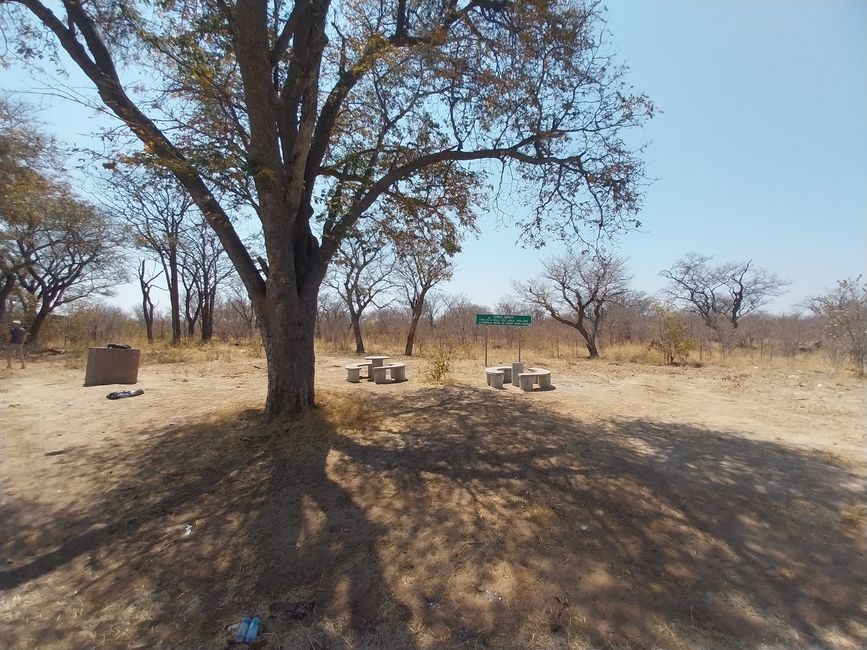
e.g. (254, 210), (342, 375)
(6, 320), (26, 369)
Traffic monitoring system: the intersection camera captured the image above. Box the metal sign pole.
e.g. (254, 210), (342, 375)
(518, 328), (522, 362)
(484, 326), (489, 367)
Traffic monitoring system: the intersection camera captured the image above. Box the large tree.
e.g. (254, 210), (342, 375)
(0, 98), (58, 322)
(1, 101), (125, 340)
(11, 196), (126, 343)
(4, 0), (653, 416)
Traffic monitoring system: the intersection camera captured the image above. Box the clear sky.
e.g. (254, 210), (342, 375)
(4, 0), (866, 314)
(443, 0), (867, 312)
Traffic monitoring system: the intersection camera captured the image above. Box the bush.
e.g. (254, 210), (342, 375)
(808, 277), (867, 376)
(654, 305), (696, 365)
(419, 342), (452, 384)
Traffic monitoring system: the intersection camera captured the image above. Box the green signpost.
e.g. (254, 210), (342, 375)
(475, 314), (532, 327)
(475, 314), (533, 365)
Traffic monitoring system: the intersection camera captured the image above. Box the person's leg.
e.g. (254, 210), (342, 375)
(18, 344), (25, 368)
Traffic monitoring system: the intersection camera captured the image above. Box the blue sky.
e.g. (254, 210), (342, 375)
(445, 0), (867, 312)
(4, 0), (866, 314)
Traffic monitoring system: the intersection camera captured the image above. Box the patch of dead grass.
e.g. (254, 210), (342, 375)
(3, 364), (866, 650)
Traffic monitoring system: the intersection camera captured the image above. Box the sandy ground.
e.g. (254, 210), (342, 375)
(0, 349), (865, 649)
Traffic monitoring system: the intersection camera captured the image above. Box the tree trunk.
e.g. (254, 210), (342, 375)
(185, 288), (201, 338)
(350, 312), (365, 353)
(25, 300), (53, 345)
(0, 274), (15, 323)
(404, 299), (426, 356)
(585, 336), (600, 359)
(168, 247), (182, 344)
(201, 288), (216, 341)
(142, 292), (155, 342)
(139, 263), (156, 343)
(558, 314), (599, 359)
(260, 294), (318, 417)
(144, 309), (154, 342)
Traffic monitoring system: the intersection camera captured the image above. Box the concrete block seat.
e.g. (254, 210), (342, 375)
(484, 365), (513, 388)
(345, 361), (374, 383)
(484, 365), (513, 389)
(518, 367), (552, 391)
(373, 362), (407, 384)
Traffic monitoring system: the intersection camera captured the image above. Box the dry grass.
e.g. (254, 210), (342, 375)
(839, 502), (867, 527)
(3, 349), (865, 649)
(604, 342), (667, 366)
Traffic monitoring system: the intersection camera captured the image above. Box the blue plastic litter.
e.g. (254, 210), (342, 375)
(244, 615), (261, 643)
(234, 617), (251, 642)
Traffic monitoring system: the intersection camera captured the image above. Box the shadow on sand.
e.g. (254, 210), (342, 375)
(1, 385), (864, 648)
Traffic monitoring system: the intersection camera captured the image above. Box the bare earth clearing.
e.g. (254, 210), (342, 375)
(1, 350), (865, 649)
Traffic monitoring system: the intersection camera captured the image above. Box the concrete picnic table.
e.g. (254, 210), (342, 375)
(364, 355), (389, 381)
(484, 361), (552, 391)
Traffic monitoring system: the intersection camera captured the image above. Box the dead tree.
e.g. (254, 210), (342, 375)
(661, 254), (787, 336)
(324, 233), (396, 354)
(516, 253), (631, 359)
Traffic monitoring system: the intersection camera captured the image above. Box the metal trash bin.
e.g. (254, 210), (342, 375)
(84, 347), (141, 386)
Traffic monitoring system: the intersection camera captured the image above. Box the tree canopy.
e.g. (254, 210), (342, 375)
(660, 254), (788, 334)
(0, 99), (126, 337)
(3, 0), (654, 415)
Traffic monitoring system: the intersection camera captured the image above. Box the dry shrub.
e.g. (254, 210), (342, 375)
(655, 306), (696, 365)
(60, 349), (87, 369)
(419, 342), (453, 384)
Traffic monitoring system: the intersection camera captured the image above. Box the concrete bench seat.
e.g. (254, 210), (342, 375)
(372, 362), (407, 384)
(484, 365), (513, 388)
(485, 368), (505, 389)
(518, 367), (552, 391)
(345, 361), (374, 383)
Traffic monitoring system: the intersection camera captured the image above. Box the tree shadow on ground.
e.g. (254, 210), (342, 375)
(0, 406), (414, 649)
(1, 385), (865, 649)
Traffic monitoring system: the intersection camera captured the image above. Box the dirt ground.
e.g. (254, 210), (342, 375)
(1, 349), (865, 649)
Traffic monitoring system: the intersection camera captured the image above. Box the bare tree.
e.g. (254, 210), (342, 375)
(661, 254), (788, 336)
(103, 169), (193, 344)
(137, 259), (161, 342)
(219, 273), (257, 341)
(516, 253), (631, 359)
(423, 290), (446, 329)
(316, 292), (351, 348)
(325, 232), (396, 353)
(438, 294), (486, 346)
(600, 290), (654, 346)
(395, 239), (455, 356)
(179, 217), (233, 341)
(808, 276), (867, 375)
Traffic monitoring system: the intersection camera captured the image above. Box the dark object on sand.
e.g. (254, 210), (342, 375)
(106, 388), (144, 400)
(107, 343), (131, 349)
(269, 600), (315, 620)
